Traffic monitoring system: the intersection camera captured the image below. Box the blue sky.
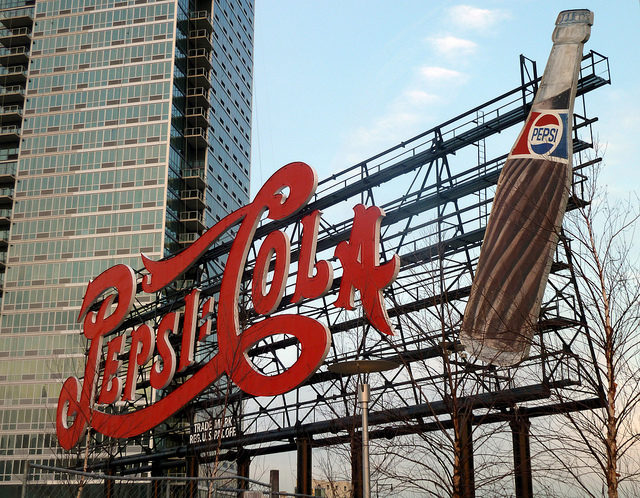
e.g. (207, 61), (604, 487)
(251, 2), (639, 198)
(248, 2), (639, 490)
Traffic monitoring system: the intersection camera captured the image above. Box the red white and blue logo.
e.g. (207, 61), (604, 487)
(512, 111), (569, 162)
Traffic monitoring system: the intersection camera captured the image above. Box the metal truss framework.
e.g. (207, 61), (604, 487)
(79, 51), (611, 472)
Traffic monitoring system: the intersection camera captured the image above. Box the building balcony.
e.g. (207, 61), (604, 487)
(0, 104), (21, 122)
(0, 208), (10, 229)
(0, 45), (29, 65)
(0, 249), (6, 271)
(0, 26), (30, 45)
(180, 188), (205, 210)
(182, 167), (206, 190)
(184, 127), (208, 149)
(178, 232), (199, 245)
(0, 7), (34, 29)
(187, 67), (211, 88)
(187, 48), (212, 70)
(0, 125), (19, 143)
(0, 161), (16, 183)
(0, 65), (26, 85)
(0, 229), (9, 248)
(186, 87), (210, 109)
(0, 85), (24, 104)
(0, 187), (13, 205)
(188, 29), (212, 51)
(179, 211), (205, 232)
(185, 107), (209, 128)
(188, 11), (213, 32)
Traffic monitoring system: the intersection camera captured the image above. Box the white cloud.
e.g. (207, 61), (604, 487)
(419, 66), (466, 84)
(336, 65), (470, 165)
(448, 5), (510, 32)
(351, 112), (421, 145)
(337, 87), (443, 166)
(429, 35), (477, 57)
(403, 89), (440, 106)
(341, 111), (424, 166)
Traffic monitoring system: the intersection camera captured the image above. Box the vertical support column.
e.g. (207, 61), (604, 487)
(270, 469), (280, 497)
(151, 460), (161, 498)
(296, 437), (312, 495)
(20, 460), (30, 498)
(511, 416), (533, 498)
(237, 452), (251, 497)
(351, 432), (363, 498)
(459, 414), (475, 498)
(104, 467), (114, 498)
(186, 454), (199, 498)
(359, 383), (371, 498)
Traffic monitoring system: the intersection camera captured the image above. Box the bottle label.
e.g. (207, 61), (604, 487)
(511, 111), (569, 162)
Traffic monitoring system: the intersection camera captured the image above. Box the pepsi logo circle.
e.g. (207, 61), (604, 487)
(528, 113), (562, 155)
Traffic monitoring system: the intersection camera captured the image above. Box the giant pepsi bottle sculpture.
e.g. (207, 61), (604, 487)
(461, 10), (593, 365)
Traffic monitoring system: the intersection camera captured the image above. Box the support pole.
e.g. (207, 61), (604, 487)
(20, 460), (30, 498)
(151, 460), (162, 498)
(296, 437), (312, 495)
(104, 467), (114, 498)
(511, 416), (533, 498)
(186, 454), (199, 498)
(270, 469), (280, 497)
(351, 431), (363, 498)
(459, 414), (475, 498)
(359, 383), (371, 498)
(237, 452), (251, 498)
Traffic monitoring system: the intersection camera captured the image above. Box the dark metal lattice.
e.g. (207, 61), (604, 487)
(80, 51), (611, 471)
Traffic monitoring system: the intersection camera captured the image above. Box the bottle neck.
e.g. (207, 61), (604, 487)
(532, 9), (593, 113)
(532, 41), (584, 113)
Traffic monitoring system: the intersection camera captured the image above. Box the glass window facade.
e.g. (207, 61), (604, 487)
(0, 0), (253, 486)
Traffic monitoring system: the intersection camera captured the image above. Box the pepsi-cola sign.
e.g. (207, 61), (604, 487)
(56, 162), (399, 449)
(512, 110), (569, 161)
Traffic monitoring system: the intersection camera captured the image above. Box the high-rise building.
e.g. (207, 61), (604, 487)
(0, 0), (253, 489)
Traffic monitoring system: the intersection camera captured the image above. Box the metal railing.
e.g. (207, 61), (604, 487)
(187, 67), (209, 78)
(184, 127), (207, 139)
(189, 10), (212, 20)
(0, 46), (28, 56)
(0, 105), (22, 115)
(0, 162), (17, 175)
(189, 29), (211, 40)
(188, 48), (210, 59)
(179, 232), (199, 244)
(179, 210), (204, 222)
(186, 106), (206, 114)
(183, 168), (206, 179)
(0, 85), (24, 95)
(21, 462), (315, 498)
(0, 64), (26, 75)
(0, 26), (30, 36)
(181, 189), (204, 201)
(187, 87), (208, 98)
(0, 5), (34, 17)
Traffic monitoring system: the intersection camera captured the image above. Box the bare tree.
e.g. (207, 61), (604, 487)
(538, 162), (640, 497)
(360, 269), (516, 498)
(316, 446), (352, 497)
